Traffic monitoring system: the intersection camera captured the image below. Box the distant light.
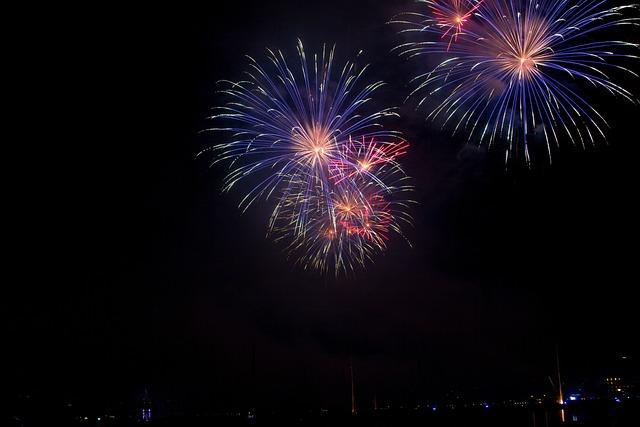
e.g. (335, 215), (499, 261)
(483, 403), (490, 409)
(614, 397), (622, 404)
(97, 417), (101, 421)
(432, 406), (437, 411)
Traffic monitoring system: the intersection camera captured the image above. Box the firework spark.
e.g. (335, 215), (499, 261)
(393, 0), (639, 163)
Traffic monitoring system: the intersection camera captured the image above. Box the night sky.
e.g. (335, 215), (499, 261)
(7, 0), (639, 414)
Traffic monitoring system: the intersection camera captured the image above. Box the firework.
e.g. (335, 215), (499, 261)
(391, 1), (485, 49)
(329, 136), (410, 185)
(204, 41), (413, 274)
(393, 0), (639, 163)
(205, 40), (402, 212)
(269, 173), (413, 274)
(266, 132), (413, 274)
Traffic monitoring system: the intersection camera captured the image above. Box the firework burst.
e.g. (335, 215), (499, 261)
(269, 172), (413, 274)
(204, 41), (413, 274)
(329, 136), (410, 185)
(393, 0), (639, 163)
(391, 1), (485, 49)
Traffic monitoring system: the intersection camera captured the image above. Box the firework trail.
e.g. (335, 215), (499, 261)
(203, 41), (413, 274)
(393, 0), (639, 163)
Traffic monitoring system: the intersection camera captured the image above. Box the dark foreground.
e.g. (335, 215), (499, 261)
(7, 400), (640, 427)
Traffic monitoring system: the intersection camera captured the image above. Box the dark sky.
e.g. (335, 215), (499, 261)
(7, 0), (639, 414)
